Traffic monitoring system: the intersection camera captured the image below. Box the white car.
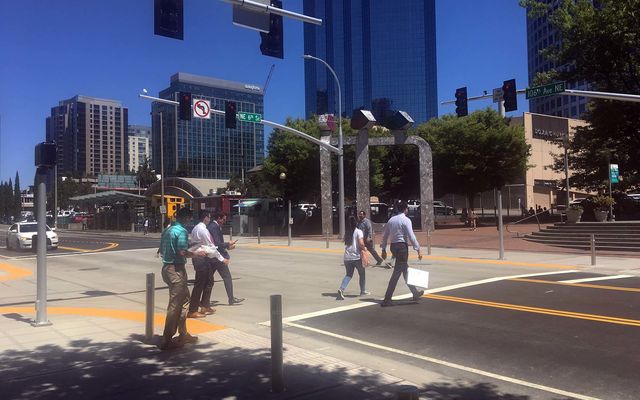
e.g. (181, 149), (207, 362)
(6, 222), (58, 250)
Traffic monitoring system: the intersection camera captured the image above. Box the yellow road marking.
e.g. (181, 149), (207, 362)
(245, 244), (575, 269)
(0, 306), (224, 334)
(425, 294), (640, 327)
(58, 242), (119, 253)
(0, 263), (32, 281)
(510, 278), (640, 293)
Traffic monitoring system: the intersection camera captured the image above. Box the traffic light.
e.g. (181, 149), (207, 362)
(154, 0), (184, 40)
(260, 0), (284, 59)
(225, 101), (237, 129)
(502, 79), (517, 112)
(179, 92), (191, 121)
(454, 87), (468, 117)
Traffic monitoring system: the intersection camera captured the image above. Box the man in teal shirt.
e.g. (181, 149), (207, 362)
(159, 207), (204, 350)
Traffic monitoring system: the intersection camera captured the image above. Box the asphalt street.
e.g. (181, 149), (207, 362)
(1, 228), (639, 399)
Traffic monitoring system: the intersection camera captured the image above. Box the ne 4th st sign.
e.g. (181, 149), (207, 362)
(237, 111), (262, 122)
(526, 82), (566, 99)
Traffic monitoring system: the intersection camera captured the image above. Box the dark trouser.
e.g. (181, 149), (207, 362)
(383, 243), (420, 301)
(161, 263), (190, 340)
(189, 257), (214, 312)
(364, 239), (383, 263)
(212, 259), (234, 302)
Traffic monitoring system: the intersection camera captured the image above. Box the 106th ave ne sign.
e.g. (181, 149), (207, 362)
(526, 82), (566, 99)
(237, 111), (262, 122)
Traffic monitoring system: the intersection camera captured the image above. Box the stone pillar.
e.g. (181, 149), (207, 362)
(320, 134), (333, 236)
(355, 129), (370, 218)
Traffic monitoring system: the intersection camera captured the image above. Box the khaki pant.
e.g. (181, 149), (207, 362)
(161, 263), (190, 340)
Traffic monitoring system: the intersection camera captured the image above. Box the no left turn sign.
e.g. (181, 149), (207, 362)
(193, 99), (211, 119)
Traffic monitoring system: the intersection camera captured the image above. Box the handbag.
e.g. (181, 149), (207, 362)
(360, 248), (371, 267)
(407, 267), (429, 289)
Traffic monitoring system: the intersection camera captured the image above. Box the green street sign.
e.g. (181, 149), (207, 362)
(525, 81), (566, 99)
(610, 163), (619, 184)
(237, 111), (262, 123)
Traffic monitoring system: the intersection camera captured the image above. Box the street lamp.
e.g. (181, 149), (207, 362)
(279, 172), (291, 245)
(139, 90), (179, 229)
(303, 54), (345, 239)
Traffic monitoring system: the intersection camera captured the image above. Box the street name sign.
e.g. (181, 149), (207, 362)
(610, 163), (619, 184)
(526, 82), (566, 99)
(237, 111), (262, 122)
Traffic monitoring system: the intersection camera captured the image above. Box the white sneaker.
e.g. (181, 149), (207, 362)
(360, 290), (370, 296)
(336, 289), (345, 300)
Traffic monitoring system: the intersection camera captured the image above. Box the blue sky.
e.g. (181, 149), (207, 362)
(0, 0), (529, 186)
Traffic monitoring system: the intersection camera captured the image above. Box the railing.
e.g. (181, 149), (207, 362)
(505, 211), (544, 237)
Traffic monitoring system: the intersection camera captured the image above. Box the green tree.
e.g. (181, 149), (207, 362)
(521, 0), (640, 191)
(13, 171), (21, 218)
(136, 157), (158, 188)
(415, 109), (531, 206)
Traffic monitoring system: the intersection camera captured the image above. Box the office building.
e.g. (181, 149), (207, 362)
(46, 95), (129, 176)
(128, 125), (152, 172)
(151, 72), (264, 180)
(303, 0), (438, 124)
(526, 0), (589, 118)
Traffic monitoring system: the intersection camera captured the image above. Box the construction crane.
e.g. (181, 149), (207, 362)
(263, 64), (275, 96)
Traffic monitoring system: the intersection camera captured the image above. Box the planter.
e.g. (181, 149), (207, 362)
(566, 209), (583, 224)
(594, 210), (609, 222)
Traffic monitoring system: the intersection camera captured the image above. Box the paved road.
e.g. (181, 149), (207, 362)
(2, 231), (639, 399)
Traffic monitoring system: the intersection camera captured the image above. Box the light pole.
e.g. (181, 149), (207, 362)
(140, 91), (179, 229)
(303, 54), (345, 239)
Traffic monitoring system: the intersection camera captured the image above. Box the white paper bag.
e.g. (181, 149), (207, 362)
(407, 267), (429, 289)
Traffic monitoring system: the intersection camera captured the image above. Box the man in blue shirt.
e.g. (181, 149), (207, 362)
(159, 207), (205, 350)
(380, 201), (423, 307)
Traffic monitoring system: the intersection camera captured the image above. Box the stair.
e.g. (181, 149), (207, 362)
(523, 221), (640, 251)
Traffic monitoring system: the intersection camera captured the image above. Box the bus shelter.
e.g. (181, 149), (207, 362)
(69, 191), (147, 231)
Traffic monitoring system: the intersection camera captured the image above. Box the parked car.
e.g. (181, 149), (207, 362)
(433, 201), (456, 215)
(6, 222), (58, 250)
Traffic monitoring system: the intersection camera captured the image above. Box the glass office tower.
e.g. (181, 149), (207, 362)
(152, 73), (264, 180)
(303, 0), (437, 124)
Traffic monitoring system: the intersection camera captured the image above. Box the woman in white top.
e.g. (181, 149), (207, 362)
(337, 216), (369, 300)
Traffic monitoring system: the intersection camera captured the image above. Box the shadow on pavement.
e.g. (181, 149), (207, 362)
(0, 334), (539, 400)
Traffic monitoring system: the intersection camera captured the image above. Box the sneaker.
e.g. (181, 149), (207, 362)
(178, 333), (198, 345)
(187, 311), (206, 318)
(158, 339), (184, 351)
(229, 297), (245, 305)
(360, 290), (370, 296)
(412, 290), (425, 301)
(336, 289), (345, 300)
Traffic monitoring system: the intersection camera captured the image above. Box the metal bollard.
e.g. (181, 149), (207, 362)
(427, 230), (432, 255)
(591, 234), (596, 266)
(145, 273), (155, 343)
(258, 227), (261, 244)
(396, 385), (419, 400)
(270, 295), (284, 393)
(230, 226), (233, 241)
(325, 230), (330, 248)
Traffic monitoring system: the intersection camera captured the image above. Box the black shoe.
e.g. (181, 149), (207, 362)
(413, 290), (425, 301)
(229, 297), (245, 305)
(375, 260), (383, 266)
(380, 300), (393, 307)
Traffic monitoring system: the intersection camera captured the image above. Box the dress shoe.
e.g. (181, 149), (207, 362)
(375, 260), (383, 266)
(229, 297), (245, 305)
(380, 300), (393, 307)
(200, 307), (216, 315)
(159, 339), (184, 350)
(413, 290), (425, 301)
(178, 333), (198, 344)
(187, 311), (206, 318)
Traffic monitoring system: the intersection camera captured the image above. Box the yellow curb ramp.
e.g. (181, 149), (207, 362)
(58, 242), (119, 253)
(0, 263), (32, 281)
(0, 307), (225, 334)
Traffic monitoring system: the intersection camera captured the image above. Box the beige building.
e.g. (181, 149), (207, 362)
(128, 134), (150, 172)
(522, 112), (589, 210)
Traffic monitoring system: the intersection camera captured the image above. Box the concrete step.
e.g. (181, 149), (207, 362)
(523, 236), (640, 251)
(528, 232), (640, 240)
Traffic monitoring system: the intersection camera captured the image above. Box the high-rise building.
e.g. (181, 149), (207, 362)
(128, 125), (152, 172)
(526, 0), (589, 118)
(303, 0), (438, 124)
(151, 73), (264, 180)
(46, 95), (129, 176)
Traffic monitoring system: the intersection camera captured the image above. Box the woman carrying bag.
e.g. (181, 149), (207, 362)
(336, 216), (370, 300)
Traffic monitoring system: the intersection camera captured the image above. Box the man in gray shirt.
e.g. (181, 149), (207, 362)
(380, 201), (423, 307)
(357, 210), (384, 266)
